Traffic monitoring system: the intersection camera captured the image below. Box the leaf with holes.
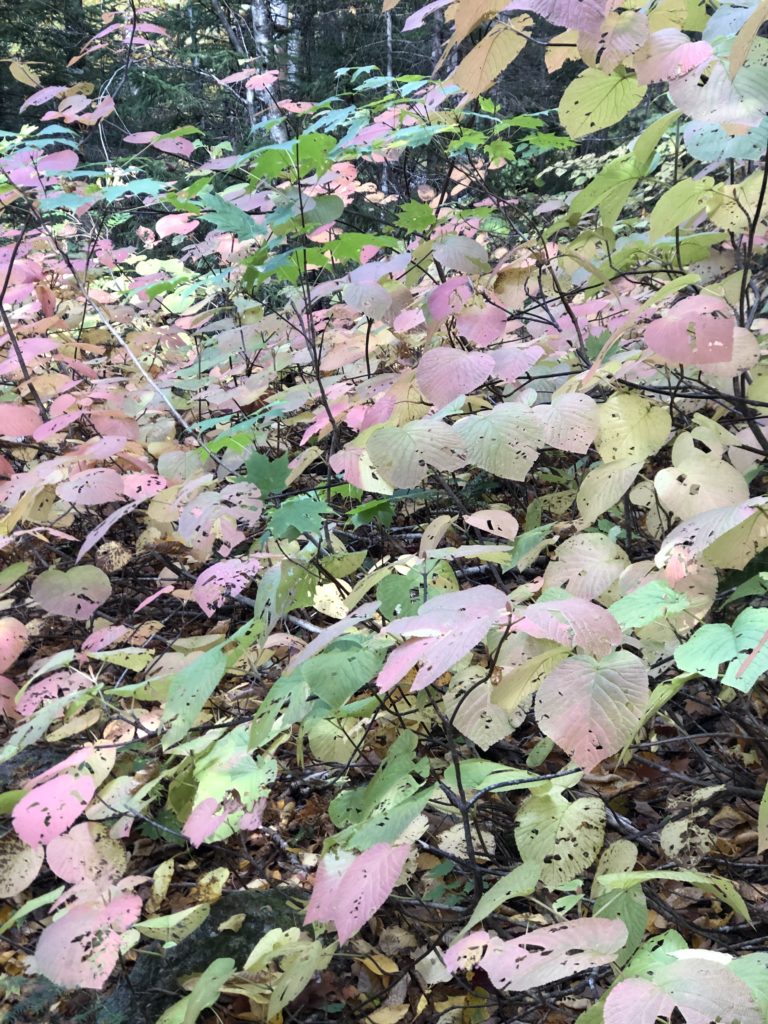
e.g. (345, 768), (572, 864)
(13, 773), (96, 846)
(447, 917), (627, 990)
(516, 791), (605, 887)
(0, 833), (44, 897)
(535, 652), (649, 770)
(377, 585), (508, 692)
(46, 822), (127, 888)
(30, 566), (112, 620)
(454, 403), (542, 481)
(33, 892), (142, 990)
(305, 842), (411, 944)
(367, 420), (467, 489)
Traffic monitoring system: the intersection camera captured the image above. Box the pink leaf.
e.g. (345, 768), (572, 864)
(378, 586), (508, 692)
(0, 675), (20, 720)
(57, 468), (124, 506)
(404, 0), (453, 31)
(0, 403), (43, 438)
(152, 136), (195, 156)
(505, 0), (607, 33)
(0, 616), (28, 672)
(123, 131), (159, 145)
(427, 276), (472, 322)
(535, 652), (649, 770)
(456, 302), (508, 347)
(510, 597), (622, 657)
(155, 213), (200, 238)
(13, 773), (96, 845)
(417, 348), (494, 407)
(182, 797), (229, 847)
(457, 917), (628, 991)
(644, 296), (734, 366)
(30, 565), (112, 620)
(33, 892), (141, 990)
(46, 822), (127, 887)
(37, 149), (79, 174)
(305, 843), (411, 944)
(192, 555), (264, 616)
(245, 70), (280, 91)
(77, 501), (140, 563)
(491, 342), (545, 383)
(16, 669), (87, 716)
(122, 473), (167, 499)
(463, 509), (519, 542)
(604, 963), (763, 1024)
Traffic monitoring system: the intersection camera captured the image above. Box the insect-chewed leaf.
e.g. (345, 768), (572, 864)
(542, 534), (628, 600)
(655, 496), (768, 571)
(559, 68), (646, 138)
(536, 392), (600, 455)
(655, 454), (748, 521)
(305, 843), (411, 944)
(416, 347), (494, 407)
(464, 508), (519, 542)
(46, 822), (128, 888)
(577, 458), (643, 525)
(192, 555), (264, 616)
(13, 773), (96, 846)
(447, 917), (627, 991)
(56, 468), (124, 506)
(516, 792), (605, 887)
(535, 652), (649, 770)
(378, 585), (508, 691)
(645, 295), (735, 366)
(511, 596), (622, 657)
(0, 833), (44, 897)
(604, 959), (763, 1024)
(454, 403), (542, 481)
(30, 566), (112, 620)
(33, 892), (142, 990)
(367, 420), (467, 488)
(595, 393), (671, 463)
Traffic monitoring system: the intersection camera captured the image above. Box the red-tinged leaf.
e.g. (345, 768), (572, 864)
(491, 342), (545, 383)
(511, 597), (622, 657)
(0, 616), (28, 672)
(192, 555), (264, 616)
(464, 509), (519, 542)
(0, 675), (20, 720)
(123, 130), (159, 145)
(636, 30), (713, 85)
(535, 652), (649, 770)
(455, 301), (508, 347)
(506, 0), (607, 33)
(46, 822), (128, 888)
(450, 917), (628, 991)
(0, 833), (44, 897)
(56, 468), (124, 506)
(15, 669), (86, 716)
(30, 565), (112, 620)
(246, 70), (280, 91)
(0, 403), (43, 438)
(426, 276), (472, 322)
(37, 149), (79, 174)
(19, 84), (68, 110)
(444, 931), (491, 973)
(404, 0), (452, 32)
(604, 961), (763, 1024)
(33, 892), (141, 990)
(417, 348), (494, 407)
(156, 213), (200, 238)
(13, 773), (96, 846)
(182, 797), (229, 847)
(305, 843), (411, 944)
(122, 473), (167, 499)
(644, 295), (734, 366)
(379, 586), (508, 692)
(81, 625), (130, 654)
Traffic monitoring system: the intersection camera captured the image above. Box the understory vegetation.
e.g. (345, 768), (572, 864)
(1, 1), (768, 1022)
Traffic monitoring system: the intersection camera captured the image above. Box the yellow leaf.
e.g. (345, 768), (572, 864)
(595, 393), (671, 463)
(358, 953), (399, 976)
(366, 1006), (410, 1024)
(559, 69), (646, 140)
(8, 61), (41, 87)
(545, 30), (580, 73)
(449, 20), (531, 100)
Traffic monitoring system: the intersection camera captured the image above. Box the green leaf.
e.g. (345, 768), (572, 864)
(200, 192), (259, 239)
(136, 904), (211, 944)
(396, 200), (436, 235)
(596, 868), (750, 922)
(458, 862), (540, 938)
(610, 581), (689, 630)
(559, 69), (646, 140)
(649, 178), (712, 243)
(0, 561), (30, 594)
(515, 792), (605, 888)
(161, 647), (227, 750)
(245, 451), (290, 495)
(269, 495), (331, 538)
